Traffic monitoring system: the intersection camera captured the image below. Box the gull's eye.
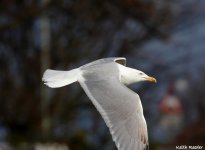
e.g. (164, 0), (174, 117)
(139, 72), (143, 75)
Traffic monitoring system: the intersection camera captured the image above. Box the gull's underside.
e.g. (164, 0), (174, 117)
(43, 57), (149, 150)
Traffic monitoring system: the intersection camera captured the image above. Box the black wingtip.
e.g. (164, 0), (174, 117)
(144, 144), (149, 150)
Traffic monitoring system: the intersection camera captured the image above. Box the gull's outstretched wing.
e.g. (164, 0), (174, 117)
(78, 77), (149, 150)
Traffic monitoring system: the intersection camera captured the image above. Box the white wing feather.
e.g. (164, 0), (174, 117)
(79, 78), (149, 150)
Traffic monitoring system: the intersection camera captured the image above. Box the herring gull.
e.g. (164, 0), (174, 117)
(42, 57), (156, 150)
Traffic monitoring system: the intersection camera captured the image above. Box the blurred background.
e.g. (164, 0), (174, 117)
(0, 0), (205, 149)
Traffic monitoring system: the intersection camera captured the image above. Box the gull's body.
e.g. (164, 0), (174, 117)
(42, 57), (156, 150)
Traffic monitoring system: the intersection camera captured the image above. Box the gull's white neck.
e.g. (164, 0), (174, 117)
(117, 64), (140, 85)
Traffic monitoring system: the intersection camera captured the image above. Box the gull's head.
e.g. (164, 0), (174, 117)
(135, 70), (157, 83)
(119, 65), (157, 85)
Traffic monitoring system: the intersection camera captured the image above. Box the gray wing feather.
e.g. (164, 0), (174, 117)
(79, 77), (149, 150)
(81, 57), (126, 68)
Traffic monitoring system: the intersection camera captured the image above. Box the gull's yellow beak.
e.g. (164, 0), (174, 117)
(145, 76), (157, 83)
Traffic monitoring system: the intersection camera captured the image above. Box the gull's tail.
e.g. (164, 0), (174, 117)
(42, 68), (79, 88)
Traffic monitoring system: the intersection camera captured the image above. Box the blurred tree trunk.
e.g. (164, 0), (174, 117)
(40, 0), (51, 140)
